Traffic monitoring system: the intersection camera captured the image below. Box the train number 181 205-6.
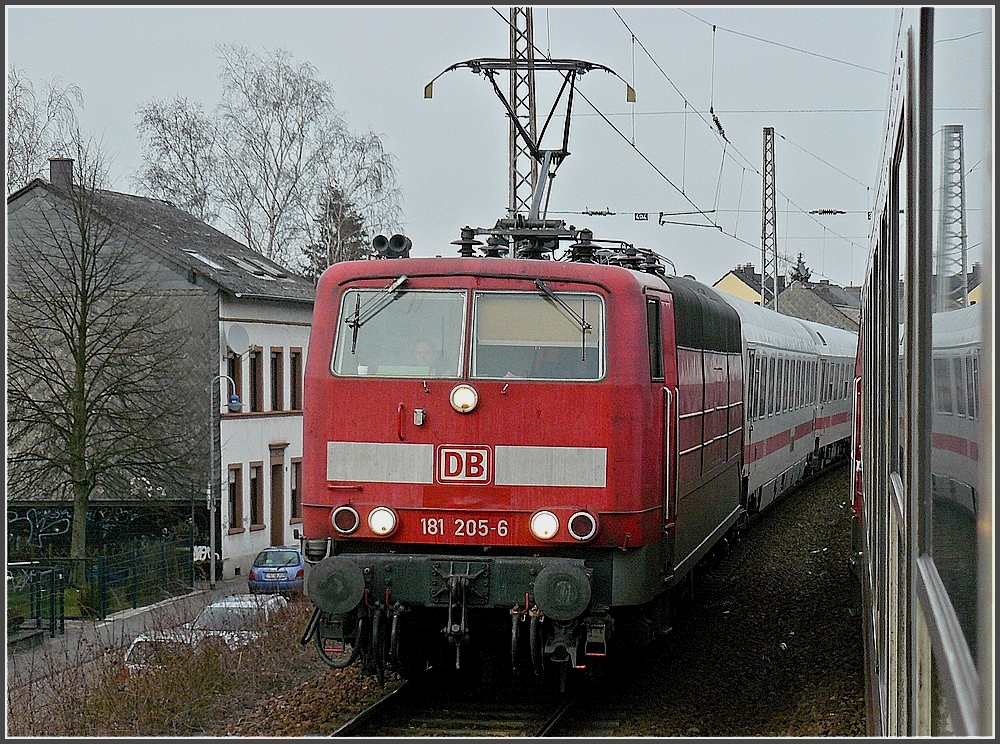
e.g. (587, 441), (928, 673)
(420, 517), (509, 537)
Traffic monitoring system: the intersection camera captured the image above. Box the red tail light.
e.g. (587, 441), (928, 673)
(248, 570), (256, 581)
(295, 568), (304, 579)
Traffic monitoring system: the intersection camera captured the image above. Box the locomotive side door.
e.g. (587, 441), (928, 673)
(645, 291), (677, 537)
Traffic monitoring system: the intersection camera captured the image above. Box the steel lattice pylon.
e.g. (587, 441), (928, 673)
(761, 127), (779, 310)
(508, 7), (538, 217)
(935, 124), (969, 310)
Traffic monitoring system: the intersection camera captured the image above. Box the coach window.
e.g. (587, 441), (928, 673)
(646, 297), (663, 380)
(932, 357), (953, 413)
(471, 291), (604, 380)
(950, 357), (966, 417)
(766, 356), (775, 416)
(965, 356), (976, 419)
(753, 355), (763, 420)
(800, 360), (807, 407)
(332, 289), (466, 378)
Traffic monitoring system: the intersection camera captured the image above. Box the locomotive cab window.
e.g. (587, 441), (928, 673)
(332, 288), (466, 378)
(471, 291), (604, 380)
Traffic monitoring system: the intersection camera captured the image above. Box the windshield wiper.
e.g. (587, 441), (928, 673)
(534, 279), (592, 361)
(346, 275), (409, 353)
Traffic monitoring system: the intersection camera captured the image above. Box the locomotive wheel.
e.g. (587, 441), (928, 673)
(390, 611), (429, 679)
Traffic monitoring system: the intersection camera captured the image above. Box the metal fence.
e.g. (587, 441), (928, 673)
(7, 537), (194, 624)
(6, 564), (67, 638)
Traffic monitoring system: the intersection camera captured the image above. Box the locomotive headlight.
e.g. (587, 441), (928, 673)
(568, 510), (599, 541)
(530, 510), (559, 540)
(331, 505), (360, 535)
(449, 384), (479, 413)
(367, 506), (398, 536)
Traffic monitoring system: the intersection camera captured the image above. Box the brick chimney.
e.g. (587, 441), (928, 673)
(49, 157), (74, 190)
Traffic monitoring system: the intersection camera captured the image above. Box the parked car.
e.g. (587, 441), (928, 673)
(247, 546), (305, 595)
(121, 593), (288, 675)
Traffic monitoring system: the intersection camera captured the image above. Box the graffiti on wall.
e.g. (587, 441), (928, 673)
(7, 503), (193, 554)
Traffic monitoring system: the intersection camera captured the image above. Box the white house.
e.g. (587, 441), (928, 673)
(8, 157), (316, 577)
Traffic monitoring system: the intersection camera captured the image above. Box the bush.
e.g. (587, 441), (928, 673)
(7, 596), (321, 736)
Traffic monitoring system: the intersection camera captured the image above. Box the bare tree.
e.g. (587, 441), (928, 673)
(134, 96), (220, 223)
(134, 45), (402, 271)
(213, 45), (346, 265)
(6, 142), (205, 563)
(6, 64), (83, 195)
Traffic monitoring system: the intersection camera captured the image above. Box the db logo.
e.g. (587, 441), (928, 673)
(437, 446), (491, 483)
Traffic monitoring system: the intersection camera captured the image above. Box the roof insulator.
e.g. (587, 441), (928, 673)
(484, 235), (508, 258)
(451, 226), (482, 257)
(570, 229), (595, 263)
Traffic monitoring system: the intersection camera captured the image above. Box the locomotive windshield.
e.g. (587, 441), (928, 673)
(471, 291), (604, 380)
(332, 289), (466, 377)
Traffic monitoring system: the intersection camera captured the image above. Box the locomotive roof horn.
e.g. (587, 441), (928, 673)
(373, 234), (412, 259)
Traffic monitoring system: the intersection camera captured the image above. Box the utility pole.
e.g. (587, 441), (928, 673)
(508, 7), (538, 218)
(935, 124), (969, 310)
(761, 127), (779, 311)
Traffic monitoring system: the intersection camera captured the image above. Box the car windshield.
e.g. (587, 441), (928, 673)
(191, 605), (262, 631)
(332, 289), (466, 378)
(253, 550), (300, 567)
(471, 291), (604, 380)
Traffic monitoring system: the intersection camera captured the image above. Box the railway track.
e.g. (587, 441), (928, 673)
(331, 670), (578, 736)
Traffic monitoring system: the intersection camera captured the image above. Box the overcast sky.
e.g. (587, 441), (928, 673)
(6, 5), (991, 287)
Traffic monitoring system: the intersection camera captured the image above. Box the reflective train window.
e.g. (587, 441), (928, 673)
(332, 289), (466, 378)
(470, 291), (604, 380)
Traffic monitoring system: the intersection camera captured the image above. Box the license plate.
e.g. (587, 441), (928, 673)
(266, 572), (284, 581)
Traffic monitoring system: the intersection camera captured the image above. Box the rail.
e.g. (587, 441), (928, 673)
(330, 672), (578, 737)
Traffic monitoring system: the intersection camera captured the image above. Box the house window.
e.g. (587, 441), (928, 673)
(249, 348), (264, 412)
(227, 465), (244, 533)
(290, 349), (303, 411)
(226, 349), (243, 407)
(249, 462), (264, 528)
(270, 347), (284, 411)
(290, 459), (302, 521)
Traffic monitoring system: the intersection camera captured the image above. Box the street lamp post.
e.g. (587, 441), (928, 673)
(208, 374), (241, 589)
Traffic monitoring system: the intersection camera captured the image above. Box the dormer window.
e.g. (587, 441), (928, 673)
(183, 250), (227, 271)
(228, 255), (288, 279)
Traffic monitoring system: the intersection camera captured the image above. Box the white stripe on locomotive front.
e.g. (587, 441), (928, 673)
(327, 441), (434, 483)
(494, 445), (607, 487)
(326, 441), (608, 488)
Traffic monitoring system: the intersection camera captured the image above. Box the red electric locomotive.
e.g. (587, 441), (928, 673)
(297, 225), (854, 685)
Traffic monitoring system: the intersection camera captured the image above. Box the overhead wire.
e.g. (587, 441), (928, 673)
(608, 7), (871, 274)
(775, 132), (871, 190)
(487, 6), (866, 282)
(678, 8), (889, 76)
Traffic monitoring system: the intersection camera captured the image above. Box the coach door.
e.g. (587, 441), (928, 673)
(745, 347), (758, 485)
